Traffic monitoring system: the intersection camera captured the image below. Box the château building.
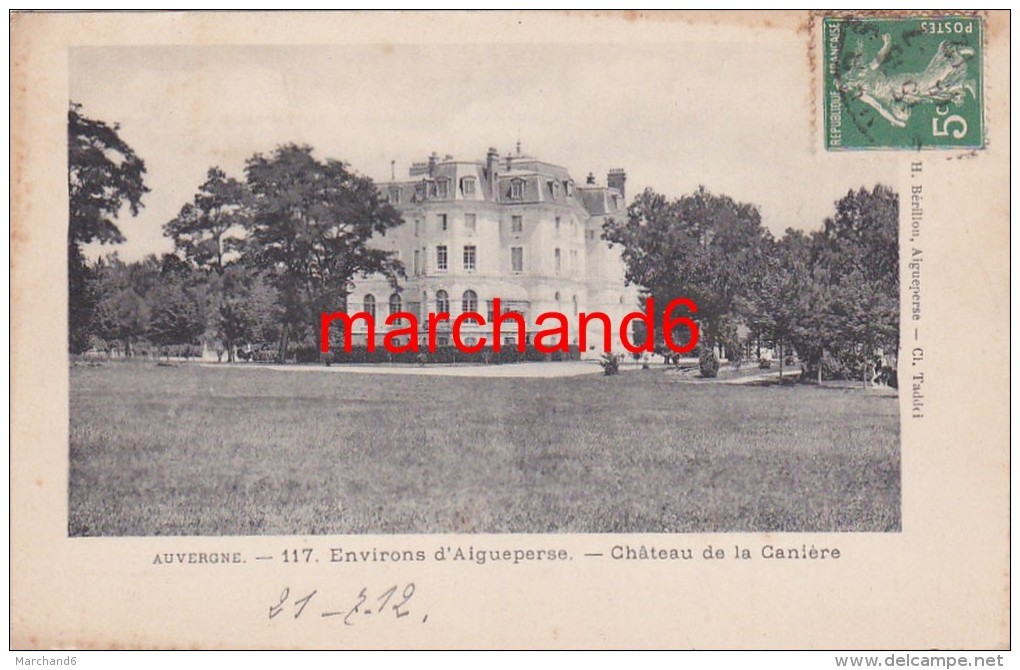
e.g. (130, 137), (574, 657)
(346, 146), (640, 355)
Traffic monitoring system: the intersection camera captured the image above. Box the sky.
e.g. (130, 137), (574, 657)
(70, 39), (896, 262)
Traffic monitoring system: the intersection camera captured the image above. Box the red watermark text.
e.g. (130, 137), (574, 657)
(320, 297), (699, 354)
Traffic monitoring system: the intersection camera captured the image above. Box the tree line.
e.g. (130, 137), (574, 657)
(602, 184), (899, 381)
(69, 102), (899, 380)
(68, 102), (403, 362)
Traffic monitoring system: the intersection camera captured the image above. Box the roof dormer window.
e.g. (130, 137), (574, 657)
(461, 177), (476, 196)
(388, 186), (402, 204)
(564, 180), (574, 197)
(436, 178), (450, 199)
(510, 178), (524, 200)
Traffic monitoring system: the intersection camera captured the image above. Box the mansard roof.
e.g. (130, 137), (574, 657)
(381, 149), (623, 214)
(576, 185), (627, 216)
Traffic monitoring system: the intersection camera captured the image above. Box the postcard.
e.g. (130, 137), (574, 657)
(10, 10), (1009, 649)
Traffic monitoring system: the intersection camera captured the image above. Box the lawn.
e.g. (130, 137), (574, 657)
(68, 363), (900, 535)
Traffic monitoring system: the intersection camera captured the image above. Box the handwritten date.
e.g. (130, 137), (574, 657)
(269, 584), (427, 625)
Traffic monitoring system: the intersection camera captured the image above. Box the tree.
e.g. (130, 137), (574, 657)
(164, 166), (262, 361)
(94, 287), (148, 356)
(67, 102), (149, 352)
(91, 254), (156, 356)
(788, 186), (899, 382)
(164, 167), (250, 274)
(603, 186), (769, 350)
(68, 245), (100, 354)
(243, 144), (404, 360)
(146, 269), (207, 357)
(214, 264), (281, 361)
(746, 230), (813, 378)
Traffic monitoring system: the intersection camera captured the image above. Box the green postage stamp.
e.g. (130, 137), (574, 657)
(824, 15), (984, 150)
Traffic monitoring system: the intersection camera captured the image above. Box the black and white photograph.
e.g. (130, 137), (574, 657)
(11, 10), (1009, 651)
(67, 39), (901, 537)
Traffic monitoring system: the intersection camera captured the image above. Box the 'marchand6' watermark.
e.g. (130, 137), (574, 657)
(320, 297), (699, 355)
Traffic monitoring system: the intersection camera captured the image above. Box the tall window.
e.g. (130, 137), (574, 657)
(436, 245), (448, 271)
(389, 293), (402, 316)
(462, 290), (478, 313)
(554, 248), (561, 274)
(510, 179), (524, 199)
(413, 249), (421, 276)
(463, 245), (477, 271)
(555, 216), (561, 232)
(511, 246), (524, 273)
(511, 215), (523, 233)
(570, 249), (578, 273)
(363, 294), (376, 319)
(439, 213), (448, 231)
(461, 177), (476, 196)
(414, 218), (421, 237)
(436, 290), (450, 314)
(464, 213), (477, 232)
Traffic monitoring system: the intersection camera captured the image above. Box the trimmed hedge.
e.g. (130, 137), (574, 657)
(297, 344), (582, 365)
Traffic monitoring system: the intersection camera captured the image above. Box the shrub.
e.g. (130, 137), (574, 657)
(293, 345), (321, 363)
(699, 347), (719, 378)
(599, 352), (620, 376)
(800, 350), (876, 382)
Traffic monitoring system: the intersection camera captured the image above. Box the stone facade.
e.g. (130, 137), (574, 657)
(347, 148), (640, 355)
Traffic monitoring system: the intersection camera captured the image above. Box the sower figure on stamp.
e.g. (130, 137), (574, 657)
(837, 34), (977, 128)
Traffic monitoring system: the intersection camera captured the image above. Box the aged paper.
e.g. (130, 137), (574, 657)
(10, 11), (1009, 649)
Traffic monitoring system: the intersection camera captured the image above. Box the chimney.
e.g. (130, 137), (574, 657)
(607, 168), (627, 198)
(586, 172), (596, 185)
(486, 147), (499, 190)
(428, 151), (438, 178)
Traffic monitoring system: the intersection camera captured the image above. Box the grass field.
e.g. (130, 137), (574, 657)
(68, 363), (900, 535)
